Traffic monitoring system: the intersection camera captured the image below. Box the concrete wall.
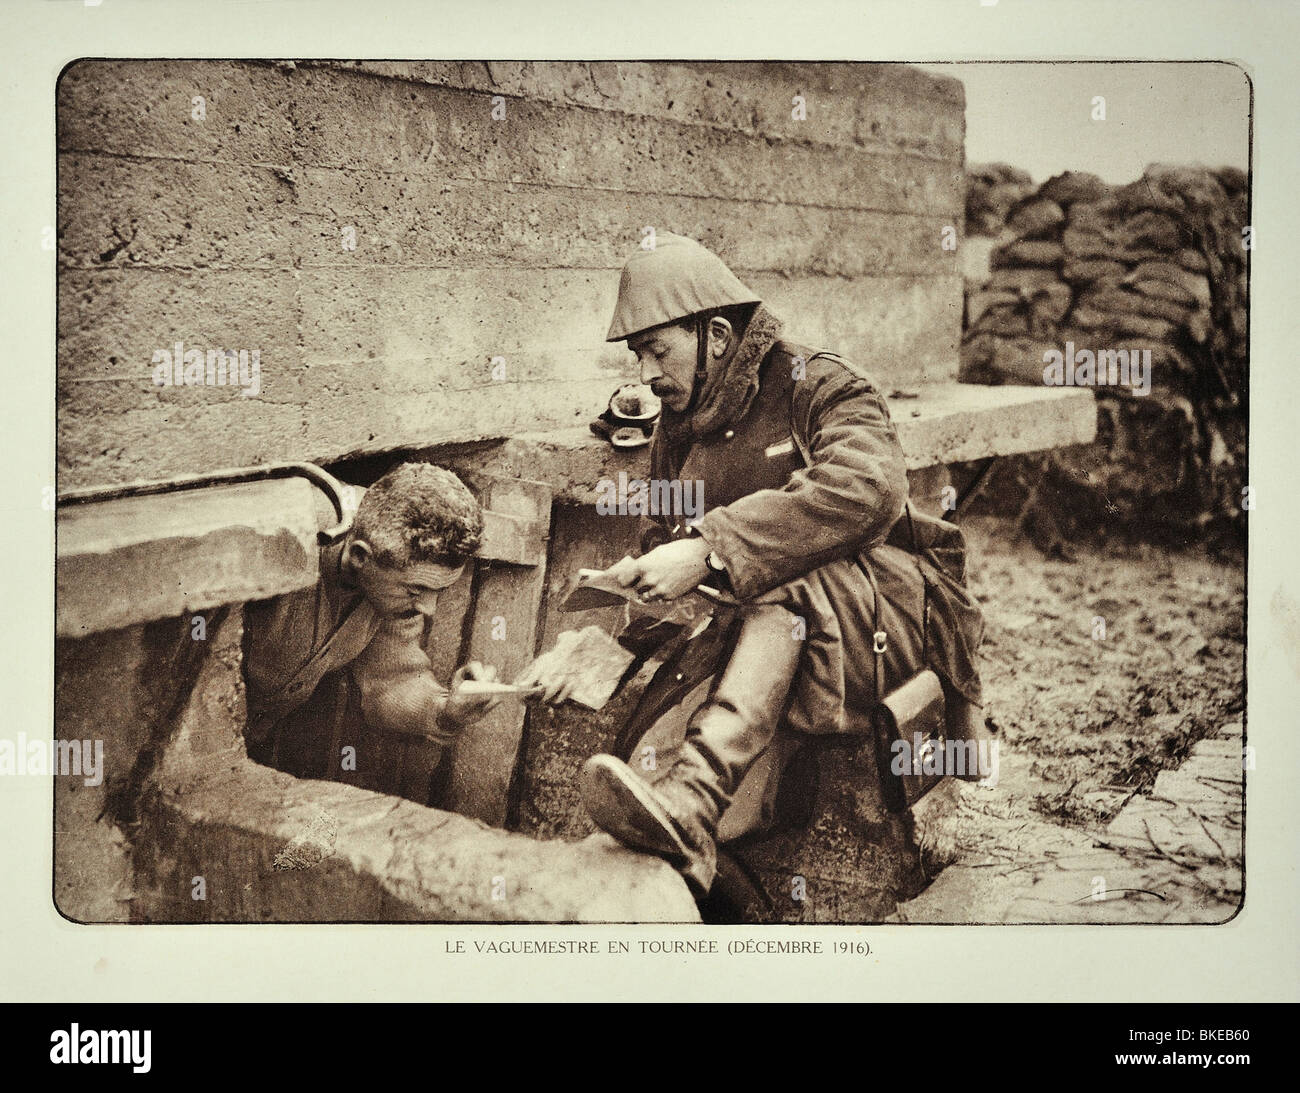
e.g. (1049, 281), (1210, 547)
(58, 60), (965, 490)
(54, 610), (228, 923)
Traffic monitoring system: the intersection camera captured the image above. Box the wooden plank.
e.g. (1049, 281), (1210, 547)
(440, 475), (552, 826)
(479, 509), (547, 566)
(423, 562), (475, 684)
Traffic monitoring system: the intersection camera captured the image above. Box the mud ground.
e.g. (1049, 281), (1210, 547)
(895, 513), (1246, 923)
(961, 513), (1245, 828)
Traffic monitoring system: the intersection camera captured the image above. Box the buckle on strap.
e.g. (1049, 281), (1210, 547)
(873, 630), (888, 655)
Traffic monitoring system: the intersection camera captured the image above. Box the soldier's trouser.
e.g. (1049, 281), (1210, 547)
(581, 603), (802, 894)
(682, 602), (804, 803)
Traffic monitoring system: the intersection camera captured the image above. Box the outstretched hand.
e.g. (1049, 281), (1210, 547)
(442, 661), (502, 728)
(513, 658), (575, 706)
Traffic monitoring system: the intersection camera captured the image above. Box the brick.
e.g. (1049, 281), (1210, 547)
(290, 67), (962, 216)
(292, 271), (964, 463)
(326, 61), (965, 160)
(58, 269), (300, 382)
(57, 401), (310, 490)
(55, 59), (973, 505)
(58, 365), (304, 421)
(297, 267), (622, 366)
(297, 374), (608, 459)
(294, 168), (956, 278)
(752, 273), (964, 389)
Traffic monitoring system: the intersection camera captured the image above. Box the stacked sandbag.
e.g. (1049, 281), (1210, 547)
(960, 165), (1248, 541)
(965, 163), (1036, 237)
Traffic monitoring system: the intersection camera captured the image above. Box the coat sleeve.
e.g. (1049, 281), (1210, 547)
(695, 360), (909, 600)
(349, 614), (456, 744)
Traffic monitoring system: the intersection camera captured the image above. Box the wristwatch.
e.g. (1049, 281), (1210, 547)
(704, 550), (728, 577)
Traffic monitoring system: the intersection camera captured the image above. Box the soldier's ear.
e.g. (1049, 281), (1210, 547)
(707, 316), (734, 358)
(343, 538), (373, 571)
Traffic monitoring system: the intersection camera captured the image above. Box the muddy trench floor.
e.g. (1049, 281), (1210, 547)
(962, 514), (1244, 829)
(887, 514), (1246, 923)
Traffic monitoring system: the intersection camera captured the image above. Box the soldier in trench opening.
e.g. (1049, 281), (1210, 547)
(243, 462), (502, 788)
(526, 233), (988, 897)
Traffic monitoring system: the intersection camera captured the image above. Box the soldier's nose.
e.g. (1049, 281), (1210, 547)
(639, 358), (662, 385)
(413, 592), (439, 616)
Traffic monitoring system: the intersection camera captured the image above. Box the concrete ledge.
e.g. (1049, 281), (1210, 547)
(134, 758), (699, 923)
(889, 382), (1097, 468)
(446, 383), (1099, 505)
(56, 477), (320, 638)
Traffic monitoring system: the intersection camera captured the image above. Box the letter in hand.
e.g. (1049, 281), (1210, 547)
(513, 626), (637, 710)
(513, 656), (575, 706)
(442, 661), (503, 728)
(607, 538), (711, 602)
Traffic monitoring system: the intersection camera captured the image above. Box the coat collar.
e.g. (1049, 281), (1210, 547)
(660, 304), (785, 444)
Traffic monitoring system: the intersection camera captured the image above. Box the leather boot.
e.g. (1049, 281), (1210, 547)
(581, 603), (801, 896)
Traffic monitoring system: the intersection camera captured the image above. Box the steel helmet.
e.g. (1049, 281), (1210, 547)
(605, 233), (761, 342)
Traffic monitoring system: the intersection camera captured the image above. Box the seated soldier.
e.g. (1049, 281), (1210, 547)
(243, 462), (500, 790)
(527, 234), (986, 897)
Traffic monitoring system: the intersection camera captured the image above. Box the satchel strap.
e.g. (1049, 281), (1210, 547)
(857, 502), (930, 706)
(859, 557), (888, 705)
(903, 502), (931, 666)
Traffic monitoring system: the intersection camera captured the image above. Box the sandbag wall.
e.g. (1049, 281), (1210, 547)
(960, 166), (1249, 542)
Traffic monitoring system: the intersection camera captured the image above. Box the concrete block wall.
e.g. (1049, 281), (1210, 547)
(58, 60), (965, 490)
(54, 59), (979, 923)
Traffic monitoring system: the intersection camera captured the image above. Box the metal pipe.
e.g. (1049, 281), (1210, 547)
(56, 462), (354, 544)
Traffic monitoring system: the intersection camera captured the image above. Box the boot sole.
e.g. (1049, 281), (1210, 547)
(580, 756), (694, 864)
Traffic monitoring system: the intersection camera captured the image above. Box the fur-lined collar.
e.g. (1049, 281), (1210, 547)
(660, 304), (785, 444)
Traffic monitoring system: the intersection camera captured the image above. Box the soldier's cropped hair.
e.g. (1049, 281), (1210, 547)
(351, 462), (483, 568)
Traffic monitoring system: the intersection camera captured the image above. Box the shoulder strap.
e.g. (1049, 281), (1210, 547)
(905, 503), (930, 666)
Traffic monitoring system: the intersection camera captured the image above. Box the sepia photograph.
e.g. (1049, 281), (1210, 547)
(48, 56), (1251, 928)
